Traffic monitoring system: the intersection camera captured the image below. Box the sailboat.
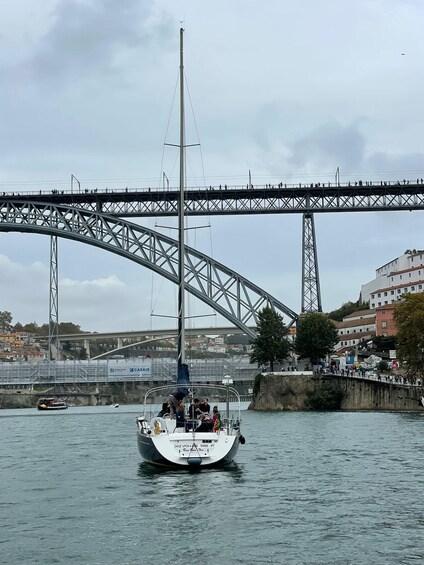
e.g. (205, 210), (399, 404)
(136, 29), (244, 467)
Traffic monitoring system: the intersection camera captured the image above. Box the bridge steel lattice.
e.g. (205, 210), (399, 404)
(301, 213), (322, 313)
(0, 201), (298, 338)
(48, 236), (59, 360)
(6, 181), (424, 217)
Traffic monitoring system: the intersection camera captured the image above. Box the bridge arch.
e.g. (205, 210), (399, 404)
(0, 200), (298, 337)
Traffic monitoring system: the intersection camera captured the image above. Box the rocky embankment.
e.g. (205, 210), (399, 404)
(250, 372), (424, 411)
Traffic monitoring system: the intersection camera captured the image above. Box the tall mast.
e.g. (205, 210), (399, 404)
(177, 27), (187, 381)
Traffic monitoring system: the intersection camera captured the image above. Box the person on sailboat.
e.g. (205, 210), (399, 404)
(168, 389), (187, 416)
(188, 398), (201, 419)
(157, 401), (170, 417)
(211, 406), (222, 432)
(199, 398), (210, 414)
(175, 401), (186, 432)
(186, 398), (201, 431)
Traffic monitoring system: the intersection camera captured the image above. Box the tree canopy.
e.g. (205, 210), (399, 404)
(294, 312), (339, 365)
(0, 311), (12, 331)
(394, 293), (424, 377)
(327, 300), (367, 322)
(249, 307), (292, 371)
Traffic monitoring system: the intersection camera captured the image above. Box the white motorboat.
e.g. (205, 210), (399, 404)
(136, 29), (245, 468)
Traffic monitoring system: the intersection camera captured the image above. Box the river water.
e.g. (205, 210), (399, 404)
(1, 405), (424, 565)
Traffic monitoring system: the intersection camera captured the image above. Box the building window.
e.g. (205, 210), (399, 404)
(371, 303), (375, 308)
(400, 275), (402, 279)
(381, 310), (385, 314)
(391, 290), (394, 295)
(420, 285), (423, 290)
(412, 286), (415, 291)
(409, 273), (412, 277)
(397, 289), (401, 293)
(384, 292), (387, 296)
(385, 301), (388, 304)
(378, 302), (381, 306)
(382, 321), (387, 329)
(378, 293), (381, 298)
(371, 294), (375, 299)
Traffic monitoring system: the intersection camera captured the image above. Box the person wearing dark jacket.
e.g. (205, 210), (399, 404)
(168, 389), (186, 416)
(175, 402), (186, 431)
(157, 402), (170, 417)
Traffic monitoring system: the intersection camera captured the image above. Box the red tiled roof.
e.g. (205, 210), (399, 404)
(335, 317), (376, 329)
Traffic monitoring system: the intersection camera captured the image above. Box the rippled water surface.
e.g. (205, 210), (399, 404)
(1, 406), (424, 564)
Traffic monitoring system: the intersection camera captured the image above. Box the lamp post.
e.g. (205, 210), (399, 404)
(71, 174), (81, 194)
(163, 172), (169, 191)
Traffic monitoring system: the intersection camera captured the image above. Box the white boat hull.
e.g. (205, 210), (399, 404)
(137, 416), (241, 467)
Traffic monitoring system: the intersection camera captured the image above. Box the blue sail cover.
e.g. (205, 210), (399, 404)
(177, 362), (190, 395)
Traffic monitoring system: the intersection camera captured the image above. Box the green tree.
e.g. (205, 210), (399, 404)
(79, 346), (88, 360)
(295, 312), (338, 365)
(58, 322), (83, 334)
(394, 293), (424, 377)
(22, 321), (40, 334)
(372, 335), (397, 353)
(0, 311), (13, 331)
(249, 307), (292, 371)
(327, 300), (368, 322)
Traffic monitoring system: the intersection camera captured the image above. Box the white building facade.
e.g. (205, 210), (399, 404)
(334, 309), (376, 352)
(361, 249), (424, 308)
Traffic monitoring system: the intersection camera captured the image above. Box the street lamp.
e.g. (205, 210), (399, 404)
(71, 174), (81, 194)
(163, 172), (169, 191)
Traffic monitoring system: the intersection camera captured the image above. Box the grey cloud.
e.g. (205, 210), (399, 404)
(366, 152), (424, 178)
(288, 121), (366, 171)
(22, 0), (171, 84)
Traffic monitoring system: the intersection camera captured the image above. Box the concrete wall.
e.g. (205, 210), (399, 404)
(250, 373), (424, 411)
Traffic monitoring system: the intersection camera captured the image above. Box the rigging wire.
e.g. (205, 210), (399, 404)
(184, 71), (217, 330)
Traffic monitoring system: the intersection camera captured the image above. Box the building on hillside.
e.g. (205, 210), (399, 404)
(0, 332), (45, 363)
(333, 309), (376, 353)
(361, 249), (424, 308)
(375, 304), (397, 337)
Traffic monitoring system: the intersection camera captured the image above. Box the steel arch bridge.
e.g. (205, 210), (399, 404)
(0, 200), (298, 338)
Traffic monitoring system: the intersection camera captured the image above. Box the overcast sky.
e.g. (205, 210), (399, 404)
(1, 0), (423, 332)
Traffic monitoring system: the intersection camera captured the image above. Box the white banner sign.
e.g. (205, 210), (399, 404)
(107, 361), (152, 379)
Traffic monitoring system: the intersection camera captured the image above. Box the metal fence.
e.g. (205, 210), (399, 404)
(0, 356), (258, 387)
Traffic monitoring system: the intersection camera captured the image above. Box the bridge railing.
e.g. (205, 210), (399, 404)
(1, 178), (423, 197)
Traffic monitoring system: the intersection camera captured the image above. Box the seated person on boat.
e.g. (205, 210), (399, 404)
(175, 401), (186, 432)
(199, 398), (211, 414)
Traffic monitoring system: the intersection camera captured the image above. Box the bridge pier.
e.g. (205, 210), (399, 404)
(84, 339), (91, 359)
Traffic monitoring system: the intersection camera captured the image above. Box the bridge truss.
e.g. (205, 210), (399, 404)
(6, 181), (424, 217)
(0, 201), (298, 338)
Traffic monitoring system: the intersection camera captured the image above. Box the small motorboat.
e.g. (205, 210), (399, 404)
(37, 397), (68, 411)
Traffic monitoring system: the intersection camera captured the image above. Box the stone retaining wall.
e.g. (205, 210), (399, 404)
(250, 373), (424, 411)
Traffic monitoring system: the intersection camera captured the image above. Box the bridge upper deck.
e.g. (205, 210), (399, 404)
(1, 178), (424, 217)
